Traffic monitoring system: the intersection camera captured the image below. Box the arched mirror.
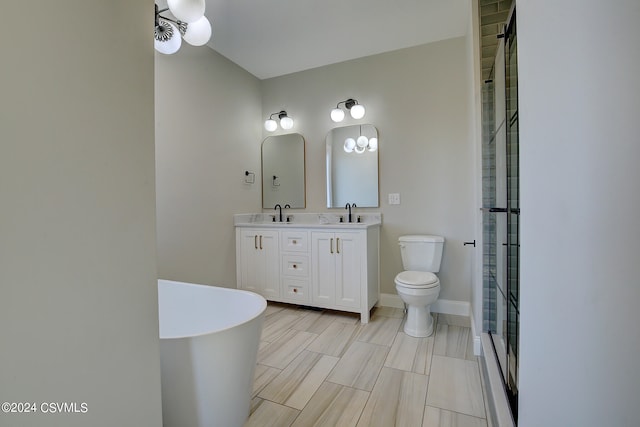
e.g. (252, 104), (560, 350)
(262, 133), (306, 208)
(326, 124), (379, 208)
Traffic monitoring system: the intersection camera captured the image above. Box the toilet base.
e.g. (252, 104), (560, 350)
(403, 305), (434, 337)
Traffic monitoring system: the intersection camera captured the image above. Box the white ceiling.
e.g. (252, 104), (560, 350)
(188, 0), (471, 80)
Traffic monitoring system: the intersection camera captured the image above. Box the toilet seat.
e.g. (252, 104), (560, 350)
(395, 271), (439, 288)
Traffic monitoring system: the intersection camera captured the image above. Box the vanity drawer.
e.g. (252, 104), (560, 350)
(282, 254), (309, 278)
(282, 278), (309, 302)
(280, 231), (309, 252)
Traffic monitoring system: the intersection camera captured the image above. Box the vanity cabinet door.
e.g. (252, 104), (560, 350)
(311, 231), (361, 309)
(311, 232), (336, 305)
(334, 232), (361, 309)
(238, 229), (279, 299)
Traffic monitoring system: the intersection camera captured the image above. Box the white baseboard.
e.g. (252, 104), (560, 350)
(469, 310), (482, 356)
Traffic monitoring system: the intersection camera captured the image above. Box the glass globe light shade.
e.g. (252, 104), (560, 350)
(344, 138), (356, 152)
(350, 104), (365, 119)
(264, 119), (277, 132)
(354, 145), (366, 154)
(280, 116), (294, 130)
(168, 0), (206, 23)
(356, 135), (369, 148)
(183, 16), (212, 46)
(154, 21), (182, 55)
(367, 137), (378, 152)
(330, 108), (345, 122)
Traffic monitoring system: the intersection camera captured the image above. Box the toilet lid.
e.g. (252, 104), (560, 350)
(395, 271), (439, 288)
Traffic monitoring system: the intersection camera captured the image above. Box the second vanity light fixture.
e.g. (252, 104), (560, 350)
(330, 98), (366, 122)
(264, 111), (294, 132)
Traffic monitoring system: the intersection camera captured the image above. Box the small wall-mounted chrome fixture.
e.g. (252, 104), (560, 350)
(154, 1), (212, 55)
(264, 111), (294, 132)
(344, 125), (378, 154)
(330, 98), (366, 123)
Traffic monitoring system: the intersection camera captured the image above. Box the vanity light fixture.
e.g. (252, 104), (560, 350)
(264, 111), (294, 131)
(330, 98), (366, 122)
(154, 1), (212, 55)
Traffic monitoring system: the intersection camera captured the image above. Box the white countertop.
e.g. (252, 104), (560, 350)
(234, 212), (382, 229)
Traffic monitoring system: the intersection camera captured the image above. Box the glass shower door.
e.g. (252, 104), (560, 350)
(482, 5), (519, 423)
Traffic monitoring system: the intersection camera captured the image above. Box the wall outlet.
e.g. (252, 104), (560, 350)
(388, 193), (401, 205)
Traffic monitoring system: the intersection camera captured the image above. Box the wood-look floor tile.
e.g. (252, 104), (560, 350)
(259, 350), (339, 410)
(437, 313), (471, 328)
(307, 321), (361, 357)
(258, 329), (318, 369)
(244, 399), (299, 427)
(252, 364), (281, 397)
(384, 331), (435, 374)
(372, 306), (405, 319)
(291, 382), (369, 427)
(291, 310), (336, 334)
(434, 324), (475, 361)
(356, 315), (403, 347)
(261, 312), (303, 342)
(423, 406), (487, 427)
(327, 341), (388, 391)
(426, 355), (485, 419)
(356, 367), (428, 427)
(321, 309), (360, 325)
(264, 303), (288, 317)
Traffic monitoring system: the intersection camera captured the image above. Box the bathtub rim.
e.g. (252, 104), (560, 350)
(158, 279), (267, 340)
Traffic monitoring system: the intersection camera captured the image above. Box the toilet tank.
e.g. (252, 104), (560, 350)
(398, 235), (444, 272)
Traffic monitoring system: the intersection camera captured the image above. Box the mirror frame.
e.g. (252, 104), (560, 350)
(261, 133), (306, 208)
(326, 124), (379, 208)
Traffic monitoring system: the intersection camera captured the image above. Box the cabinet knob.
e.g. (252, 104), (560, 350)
(292, 239), (297, 244)
(293, 288), (298, 293)
(292, 264), (297, 269)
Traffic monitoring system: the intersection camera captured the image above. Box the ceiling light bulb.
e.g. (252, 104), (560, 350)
(350, 104), (365, 119)
(354, 145), (366, 154)
(264, 119), (277, 132)
(331, 108), (345, 122)
(344, 138), (356, 152)
(168, 0), (206, 23)
(367, 137), (378, 152)
(356, 135), (369, 148)
(154, 21), (182, 54)
(183, 15), (212, 46)
(280, 116), (294, 130)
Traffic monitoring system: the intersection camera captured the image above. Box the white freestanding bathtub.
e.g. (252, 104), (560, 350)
(158, 279), (267, 427)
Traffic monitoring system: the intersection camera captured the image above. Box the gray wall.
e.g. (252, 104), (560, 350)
(261, 37), (476, 300)
(518, 1), (640, 425)
(155, 36), (477, 302)
(0, 1), (162, 426)
(155, 45), (262, 287)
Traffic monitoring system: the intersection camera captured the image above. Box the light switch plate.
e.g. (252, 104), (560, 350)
(388, 193), (400, 205)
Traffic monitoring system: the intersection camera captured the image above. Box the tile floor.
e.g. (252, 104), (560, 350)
(245, 303), (490, 427)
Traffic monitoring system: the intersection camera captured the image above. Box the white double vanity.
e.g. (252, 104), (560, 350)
(235, 213), (380, 323)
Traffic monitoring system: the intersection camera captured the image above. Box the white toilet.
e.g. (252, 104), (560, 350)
(394, 235), (445, 337)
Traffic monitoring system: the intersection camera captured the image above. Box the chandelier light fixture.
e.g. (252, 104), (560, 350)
(330, 98), (366, 122)
(344, 125), (378, 154)
(264, 111), (294, 132)
(154, 1), (212, 55)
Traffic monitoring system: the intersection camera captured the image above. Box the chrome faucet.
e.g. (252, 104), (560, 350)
(345, 202), (357, 223)
(274, 204), (283, 222)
